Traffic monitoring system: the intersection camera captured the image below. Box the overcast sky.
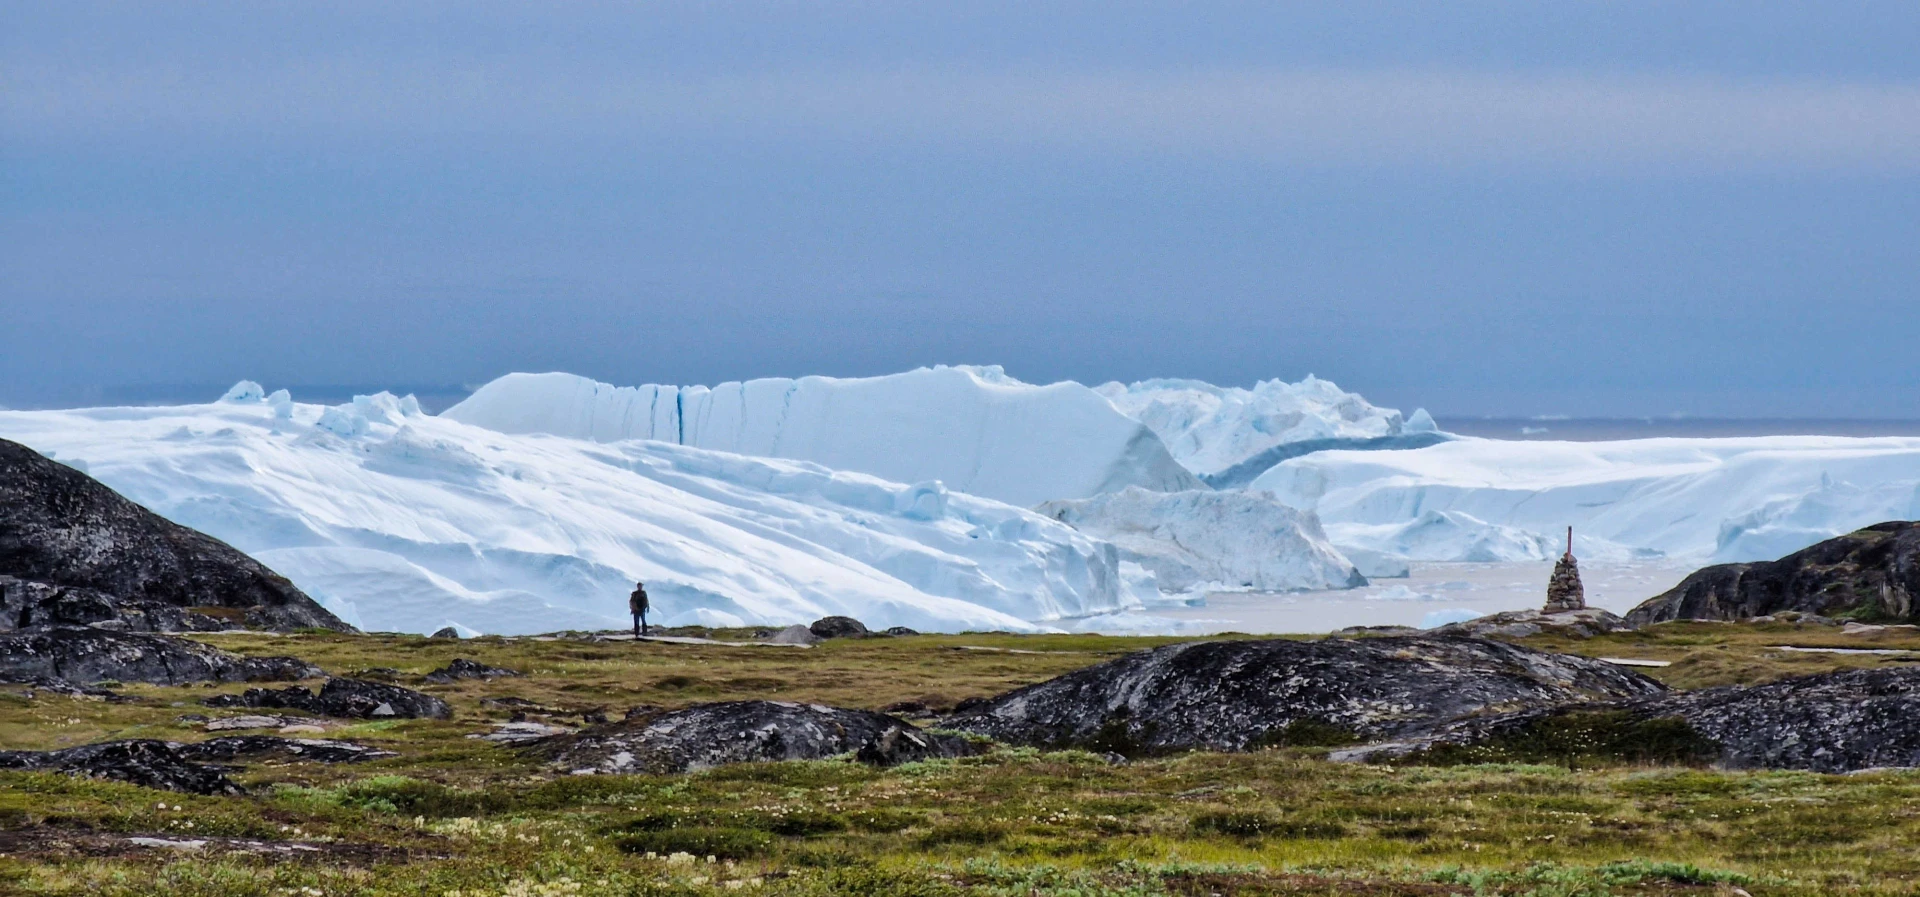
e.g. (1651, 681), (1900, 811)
(4, 2), (1917, 417)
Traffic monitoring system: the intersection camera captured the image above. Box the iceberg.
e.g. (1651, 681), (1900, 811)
(0, 385), (1161, 635)
(1095, 376), (1445, 486)
(1325, 511), (1557, 564)
(1036, 487), (1365, 594)
(442, 366), (1202, 508)
(1254, 435), (1920, 563)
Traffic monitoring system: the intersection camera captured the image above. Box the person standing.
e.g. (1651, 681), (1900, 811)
(629, 581), (650, 637)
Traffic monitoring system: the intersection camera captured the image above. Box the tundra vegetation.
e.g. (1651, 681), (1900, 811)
(3, 622), (1919, 896)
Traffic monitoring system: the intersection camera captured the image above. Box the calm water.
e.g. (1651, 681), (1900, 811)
(1438, 418), (1920, 441)
(1153, 559), (1700, 635)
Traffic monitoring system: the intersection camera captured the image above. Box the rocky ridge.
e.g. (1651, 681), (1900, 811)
(0, 626), (320, 687)
(1628, 521), (1920, 625)
(1337, 666), (1920, 773)
(946, 636), (1665, 755)
(530, 700), (978, 774)
(0, 438), (350, 633)
(205, 678), (450, 720)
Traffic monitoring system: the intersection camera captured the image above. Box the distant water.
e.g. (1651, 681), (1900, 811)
(1439, 418), (1920, 441)
(1156, 559), (1699, 635)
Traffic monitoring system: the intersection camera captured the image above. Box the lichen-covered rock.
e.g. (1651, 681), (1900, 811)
(808, 616), (870, 639)
(0, 626), (320, 686)
(530, 700), (976, 774)
(1431, 608), (1627, 640)
(173, 735), (396, 764)
(0, 739), (242, 795)
(423, 658), (519, 683)
(946, 636), (1665, 755)
(1345, 666), (1920, 773)
(205, 678), (450, 719)
(0, 438), (352, 633)
(1627, 521), (1920, 625)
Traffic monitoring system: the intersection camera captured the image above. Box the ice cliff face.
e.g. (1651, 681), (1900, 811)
(0, 391), (1158, 635)
(1255, 435), (1920, 563)
(443, 366), (1202, 508)
(1096, 376), (1437, 480)
(1036, 487), (1364, 594)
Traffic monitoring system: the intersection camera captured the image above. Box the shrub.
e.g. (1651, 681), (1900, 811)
(614, 826), (770, 859)
(1189, 810), (1348, 839)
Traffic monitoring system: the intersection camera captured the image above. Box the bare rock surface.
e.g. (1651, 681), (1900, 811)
(0, 626), (320, 687)
(205, 678), (450, 719)
(1430, 608), (1628, 640)
(0, 438), (351, 633)
(1627, 521), (1920, 626)
(530, 700), (976, 774)
(173, 735), (396, 764)
(1342, 666), (1920, 773)
(0, 739), (242, 795)
(946, 636), (1665, 755)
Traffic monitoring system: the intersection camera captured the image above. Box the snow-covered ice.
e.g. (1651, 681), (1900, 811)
(1035, 487), (1364, 594)
(0, 388), (1162, 635)
(1254, 435), (1920, 563)
(1095, 376), (1437, 479)
(443, 366), (1202, 508)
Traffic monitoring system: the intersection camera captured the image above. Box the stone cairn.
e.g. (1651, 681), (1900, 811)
(1544, 526), (1585, 613)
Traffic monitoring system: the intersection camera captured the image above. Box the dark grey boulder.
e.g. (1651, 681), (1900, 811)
(808, 616), (870, 639)
(0, 626), (320, 687)
(882, 626), (920, 637)
(174, 735), (397, 764)
(946, 636), (1665, 755)
(1354, 666), (1920, 773)
(530, 700), (977, 774)
(423, 658), (519, 683)
(0, 739), (242, 795)
(1627, 521), (1920, 625)
(205, 678), (450, 720)
(429, 626), (461, 639)
(0, 438), (352, 633)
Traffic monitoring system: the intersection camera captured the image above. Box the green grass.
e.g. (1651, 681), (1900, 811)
(3, 624), (1920, 894)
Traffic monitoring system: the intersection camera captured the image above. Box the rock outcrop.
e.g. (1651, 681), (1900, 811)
(423, 658), (519, 683)
(0, 627), (320, 686)
(530, 700), (977, 774)
(1627, 521), (1920, 626)
(0, 740), (242, 795)
(0, 438), (351, 633)
(1430, 607), (1628, 640)
(205, 678), (450, 719)
(1344, 666), (1920, 773)
(174, 735), (396, 764)
(808, 616), (870, 639)
(946, 636), (1664, 755)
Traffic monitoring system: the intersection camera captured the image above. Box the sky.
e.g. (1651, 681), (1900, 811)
(4, 2), (1918, 418)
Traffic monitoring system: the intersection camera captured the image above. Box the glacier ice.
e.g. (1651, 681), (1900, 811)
(0, 390), (1162, 636)
(443, 366), (1202, 508)
(1095, 375), (1429, 479)
(1036, 487), (1364, 594)
(1254, 435), (1920, 563)
(1327, 511), (1558, 564)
